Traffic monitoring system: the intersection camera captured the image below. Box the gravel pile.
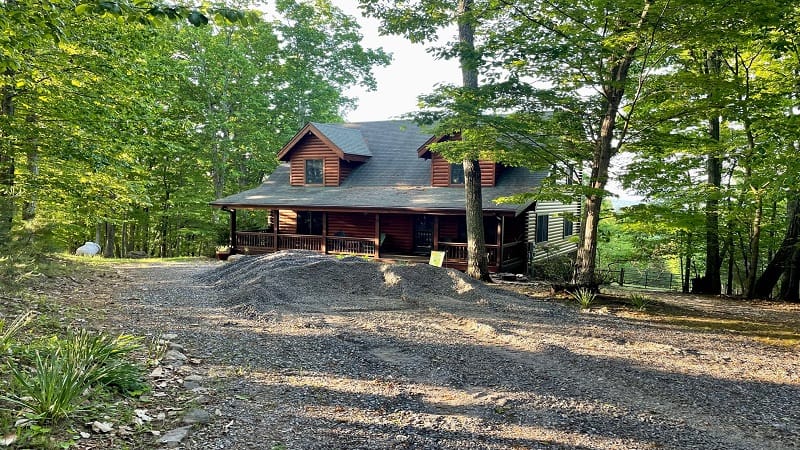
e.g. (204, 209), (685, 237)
(92, 254), (800, 449)
(197, 251), (528, 316)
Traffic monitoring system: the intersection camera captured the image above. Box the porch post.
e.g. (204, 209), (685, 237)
(322, 212), (328, 254)
(374, 213), (380, 259)
(229, 208), (237, 253)
(272, 209), (278, 252)
(498, 215), (504, 271)
(433, 216), (440, 250)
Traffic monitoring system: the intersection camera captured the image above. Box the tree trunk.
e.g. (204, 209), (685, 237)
(22, 147), (38, 221)
(572, 1), (651, 287)
(745, 195), (763, 297)
(95, 223), (103, 246)
(683, 231), (692, 293)
(778, 246), (800, 302)
(458, 0), (489, 281)
(121, 222), (128, 258)
(0, 84), (16, 245)
(464, 159), (489, 280)
(750, 197), (800, 299)
(701, 50), (723, 295)
(103, 222), (115, 258)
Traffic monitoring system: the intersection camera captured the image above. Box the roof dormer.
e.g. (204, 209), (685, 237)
(416, 133), (499, 187)
(278, 122), (371, 186)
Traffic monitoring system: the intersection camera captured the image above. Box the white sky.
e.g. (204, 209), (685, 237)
(332, 1), (461, 122)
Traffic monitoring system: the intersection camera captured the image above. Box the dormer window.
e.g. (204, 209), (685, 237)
(449, 162), (464, 185)
(305, 159), (323, 185)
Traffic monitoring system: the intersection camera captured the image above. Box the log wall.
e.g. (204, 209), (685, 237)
(430, 153), (497, 187)
(289, 134), (341, 186)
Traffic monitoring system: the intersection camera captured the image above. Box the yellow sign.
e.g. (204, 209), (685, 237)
(429, 250), (446, 267)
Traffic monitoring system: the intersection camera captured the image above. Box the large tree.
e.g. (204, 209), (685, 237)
(360, 0), (493, 280)
(479, 0), (668, 287)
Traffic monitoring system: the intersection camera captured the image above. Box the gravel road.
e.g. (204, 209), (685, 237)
(99, 252), (799, 449)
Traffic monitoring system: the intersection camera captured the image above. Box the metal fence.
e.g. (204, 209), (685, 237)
(600, 268), (679, 291)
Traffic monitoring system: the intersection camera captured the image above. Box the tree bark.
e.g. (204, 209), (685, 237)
(778, 246), (800, 302)
(750, 197), (800, 299)
(103, 222), (115, 258)
(683, 231), (692, 293)
(0, 84), (16, 245)
(701, 50), (723, 294)
(458, 0), (490, 281)
(22, 147), (38, 221)
(745, 195), (763, 297)
(572, 1), (651, 287)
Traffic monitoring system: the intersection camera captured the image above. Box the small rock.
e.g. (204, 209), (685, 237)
(182, 408), (212, 424)
(183, 380), (201, 390)
(185, 374), (203, 382)
(91, 421), (114, 433)
(162, 333), (178, 341)
(164, 350), (187, 361)
(158, 426), (191, 448)
(168, 342), (184, 352)
(149, 367), (164, 378)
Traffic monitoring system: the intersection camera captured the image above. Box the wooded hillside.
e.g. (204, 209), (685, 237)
(0, 0), (388, 257)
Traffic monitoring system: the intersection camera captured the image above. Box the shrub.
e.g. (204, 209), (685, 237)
(532, 254), (574, 283)
(569, 288), (597, 309)
(628, 293), (651, 311)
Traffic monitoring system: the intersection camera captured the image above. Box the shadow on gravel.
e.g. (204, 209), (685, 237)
(111, 259), (799, 449)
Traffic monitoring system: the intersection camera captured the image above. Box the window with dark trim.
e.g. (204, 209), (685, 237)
(563, 219), (573, 237)
(297, 211), (323, 235)
(449, 162), (464, 185)
(305, 159), (323, 184)
(536, 215), (549, 243)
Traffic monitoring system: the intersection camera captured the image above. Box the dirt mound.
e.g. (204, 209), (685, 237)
(197, 251), (521, 314)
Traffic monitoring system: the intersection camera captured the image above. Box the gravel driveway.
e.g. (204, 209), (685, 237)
(101, 252), (799, 449)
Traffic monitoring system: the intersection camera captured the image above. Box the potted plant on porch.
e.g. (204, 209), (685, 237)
(215, 245), (232, 261)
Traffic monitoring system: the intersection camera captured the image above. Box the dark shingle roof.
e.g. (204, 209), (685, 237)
(211, 120), (545, 215)
(310, 122), (372, 158)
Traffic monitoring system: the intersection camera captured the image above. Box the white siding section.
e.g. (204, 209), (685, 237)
(526, 199), (581, 262)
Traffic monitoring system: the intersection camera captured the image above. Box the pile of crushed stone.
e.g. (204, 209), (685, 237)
(196, 250), (531, 314)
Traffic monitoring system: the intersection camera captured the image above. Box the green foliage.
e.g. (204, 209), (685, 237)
(531, 254), (574, 283)
(1, 0), (389, 257)
(569, 288), (596, 310)
(0, 311), (35, 355)
(2, 328), (145, 422)
(5, 350), (88, 421)
(628, 293), (652, 311)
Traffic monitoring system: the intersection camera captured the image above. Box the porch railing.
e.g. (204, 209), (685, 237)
(326, 236), (376, 256)
(439, 241), (525, 268)
(278, 234), (323, 251)
(235, 231), (373, 256)
(235, 231), (525, 269)
(235, 231), (275, 250)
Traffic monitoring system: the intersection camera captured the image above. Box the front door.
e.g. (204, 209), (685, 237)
(413, 215), (434, 254)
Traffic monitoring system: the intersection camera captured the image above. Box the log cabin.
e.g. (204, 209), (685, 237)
(210, 120), (579, 272)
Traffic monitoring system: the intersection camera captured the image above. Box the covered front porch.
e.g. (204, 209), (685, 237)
(223, 208), (527, 272)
